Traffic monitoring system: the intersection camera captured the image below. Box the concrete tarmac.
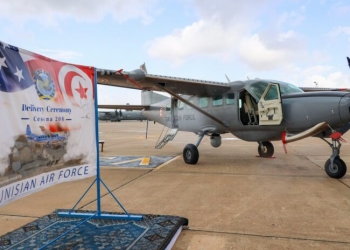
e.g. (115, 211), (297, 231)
(1, 121), (350, 249)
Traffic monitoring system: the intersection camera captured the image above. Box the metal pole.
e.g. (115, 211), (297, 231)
(93, 68), (101, 215)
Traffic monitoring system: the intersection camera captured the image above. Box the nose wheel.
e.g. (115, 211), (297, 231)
(325, 158), (347, 178)
(322, 137), (347, 179)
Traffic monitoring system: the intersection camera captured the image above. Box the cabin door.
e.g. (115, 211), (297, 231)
(258, 83), (283, 125)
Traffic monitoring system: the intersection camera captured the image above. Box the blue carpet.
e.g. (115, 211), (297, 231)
(0, 209), (188, 249)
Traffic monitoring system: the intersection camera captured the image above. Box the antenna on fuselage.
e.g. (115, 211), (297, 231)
(225, 74), (231, 83)
(140, 63), (148, 74)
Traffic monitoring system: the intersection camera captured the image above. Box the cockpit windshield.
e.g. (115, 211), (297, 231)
(247, 81), (303, 100)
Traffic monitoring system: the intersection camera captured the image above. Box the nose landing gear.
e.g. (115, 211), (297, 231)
(322, 135), (347, 179)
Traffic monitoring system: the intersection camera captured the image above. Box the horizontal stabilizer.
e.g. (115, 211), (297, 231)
(98, 104), (148, 110)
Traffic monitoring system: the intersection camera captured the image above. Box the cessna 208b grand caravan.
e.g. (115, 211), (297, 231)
(98, 65), (350, 179)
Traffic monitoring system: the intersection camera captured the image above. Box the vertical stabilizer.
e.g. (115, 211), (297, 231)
(26, 124), (32, 135)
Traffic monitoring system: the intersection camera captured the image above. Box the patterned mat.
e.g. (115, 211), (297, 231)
(100, 156), (174, 168)
(0, 209), (188, 249)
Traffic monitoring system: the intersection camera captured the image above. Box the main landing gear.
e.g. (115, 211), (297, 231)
(322, 137), (347, 179)
(258, 141), (274, 158)
(182, 134), (276, 164)
(183, 131), (205, 164)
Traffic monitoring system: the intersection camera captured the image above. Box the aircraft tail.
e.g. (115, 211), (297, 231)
(347, 57), (350, 69)
(141, 90), (169, 105)
(26, 124), (32, 136)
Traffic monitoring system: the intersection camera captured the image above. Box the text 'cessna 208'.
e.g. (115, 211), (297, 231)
(98, 64), (350, 179)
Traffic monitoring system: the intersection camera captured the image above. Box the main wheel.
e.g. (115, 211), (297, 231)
(325, 157), (347, 179)
(183, 144), (199, 164)
(258, 141), (274, 158)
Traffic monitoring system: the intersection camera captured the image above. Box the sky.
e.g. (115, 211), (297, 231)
(0, 0), (349, 105)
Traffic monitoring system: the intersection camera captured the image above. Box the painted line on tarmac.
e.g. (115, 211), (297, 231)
(112, 158), (143, 165)
(153, 155), (180, 171)
(189, 228), (350, 245)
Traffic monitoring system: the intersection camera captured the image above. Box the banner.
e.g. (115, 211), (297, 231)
(0, 41), (97, 206)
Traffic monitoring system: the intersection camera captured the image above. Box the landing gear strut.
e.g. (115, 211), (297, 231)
(183, 131), (205, 165)
(258, 141), (274, 158)
(322, 138), (347, 178)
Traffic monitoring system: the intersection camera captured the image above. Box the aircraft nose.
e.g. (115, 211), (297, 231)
(339, 93), (350, 123)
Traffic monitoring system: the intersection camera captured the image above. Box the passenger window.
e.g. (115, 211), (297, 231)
(199, 97), (208, 108)
(264, 85), (279, 101)
(226, 93), (235, 105)
(185, 99), (194, 109)
(178, 101), (184, 110)
(212, 95), (223, 106)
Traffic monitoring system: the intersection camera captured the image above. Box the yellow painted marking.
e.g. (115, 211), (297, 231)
(140, 157), (150, 166)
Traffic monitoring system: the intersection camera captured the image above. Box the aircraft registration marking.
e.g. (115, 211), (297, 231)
(165, 114), (196, 121)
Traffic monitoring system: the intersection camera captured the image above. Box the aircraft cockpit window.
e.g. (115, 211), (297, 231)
(212, 95), (223, 106)
(199, 97), (208, 108)
(264, 85), (279, 101)
(248, 81), (303, 100)
(226, 93), (235, 105)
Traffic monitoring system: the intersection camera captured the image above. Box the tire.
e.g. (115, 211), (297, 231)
(258, 141), (274, 158)
(325, 157), (347, 179)
(183, 144), (199, 164)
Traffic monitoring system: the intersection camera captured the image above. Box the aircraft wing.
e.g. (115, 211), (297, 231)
(97, 68), (231, 97)
(98, 105), (148, 110)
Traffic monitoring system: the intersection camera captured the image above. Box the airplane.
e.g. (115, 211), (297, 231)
(98, 109), (146, 122)
(347, 57), (350, 69)
(97, 65), (350, 179)
(26, 124), (67, 148)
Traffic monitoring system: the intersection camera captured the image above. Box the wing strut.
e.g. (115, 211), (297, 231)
(156, 83), (229, 129)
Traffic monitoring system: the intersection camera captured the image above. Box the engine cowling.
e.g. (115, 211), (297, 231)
(210, 135), (221, 148)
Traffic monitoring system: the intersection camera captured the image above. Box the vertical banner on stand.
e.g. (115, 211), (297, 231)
(0, 41), (97, 207)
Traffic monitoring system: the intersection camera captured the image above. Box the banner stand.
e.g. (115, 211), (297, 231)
(57, 68), (142, 221)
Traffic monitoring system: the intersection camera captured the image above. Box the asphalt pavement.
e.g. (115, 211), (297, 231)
(1, 121), (350, 249)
